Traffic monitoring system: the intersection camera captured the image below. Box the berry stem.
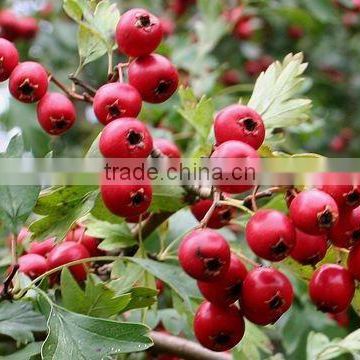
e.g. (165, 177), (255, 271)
(219, 198), (255, 216)
(243, 186), (284, 209)
(234, 251), (260, 267)
(49, 73), (93, 103)
(198, 191), (221, 228)
(68, 75), (96, 96)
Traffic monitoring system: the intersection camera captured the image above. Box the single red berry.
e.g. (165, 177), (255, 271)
(317, 180), (360, 209)
(47, 242), (90, 282)
(347, 242), (360, 280)
(37, 92), (76, 135)
(287, 25), (304, 40)
(246, 210), (296, 261)
(169, 0), (195, 17)
(240, 267), (294, 325)
(289, 189), (339, 235)
(93, 83), (142, 125)
(156, 279), (165, 295)
(153, 138), (181, 158)
(128, 54), (179, 104)
(330, 207), (360, 248)
(309, 264), (355, 313)
(290, 229), (328, 265)
(99, 118), (153, 158)
(191, 199), (235, 229)
(330, 135), (347, 152)
(245, 56), (273, 77)
(16, 17), (38, 39)
(210, 140), (259, 194)
(178, 229), (230, 281)
(66, 225), (104, 257)
(194, 301), (245, 352)
(0, 38), (19, 82)
(116, 8), (163, 57)
(28, 237), (56, 257)
(214, 105), (265, 150)
(197, 253), (247, 306)
(160, 17), (175, 37)
(18, 253), (48, 279)
(9, 61), (48, 103)
(233, 16), (253, 40)
(0, 10), (19, 41)
(220, 69), (241, 86)
(101, 181), (153, 218)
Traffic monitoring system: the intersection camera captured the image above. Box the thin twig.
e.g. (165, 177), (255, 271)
(68, 75), (96, 96)
(150, 331), (232, 360)
(250, 185), (260, 211)
(0, 264), (19, 300)
(197, 191), (221, 229)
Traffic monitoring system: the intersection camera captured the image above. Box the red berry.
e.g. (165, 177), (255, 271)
(18, 253), (48, 279)
(330, 207), (360, 248)
(287, 25), (304, 40)
(47, 242), (90, 282)
(28, 237), (56, 257)
(289, 189), (339, 235)
(240, 267), (293, 325)
(214, 105), (265, 150)
(233, 16), (253, 40)
(246, 210), (296, 261)
(330, 135), (347, 152)
(128, 54), (179, 104)
(66, 225), (104, 257)
(99, 118), (153, 158)
(160, 17), (175, 37)
(37, 92), (76, 135)
(317, 180), (360, 209)
(116, 8), (163, 57)
(93, 83), (142, 126)
(194, 302), (245, 352)
(9, 61), (48, 103)
(197, 254), (247, 306)
(153, 138), (181, 158)
(101, 181), (153, 218)
(309, 264), (355, 313)
(210, 140), (259, 194)
(0, 10), (19, 41)
(347, 242), (360, 280)
(16, 17), (38, 39)
(178, 229), (230, 281)
(156, 279), (165, 295)
(220, 69), (241, 86)
(0, 38), (19, 82)
(191, 199), (234, 229)
(290, 229), (328, 265)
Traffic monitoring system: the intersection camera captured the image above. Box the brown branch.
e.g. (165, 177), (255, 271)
(1, 264), (19, 300)
(243, 186), (284, 210)
(150, 331), (232, 360)
(49, 74), (93, 103)
(68, 75), (96, 96)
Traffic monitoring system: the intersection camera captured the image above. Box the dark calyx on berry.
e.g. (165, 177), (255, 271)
(130, 189), (146, 207)
(136, 14), (152, 29)
(270, 239), (289, 258)
(19, 79), (37, 99)
(266, 292), (285, 310)
(240, 117), (257, 132)
(346, 189), (360, 207)
(318, 206), (337, 228)
(212, 333), (231, 346)
(50, 116), (71, 132)
(107, 100), (123, 118)
(155, 80), (172, 95)
(127, 129), (144, 147)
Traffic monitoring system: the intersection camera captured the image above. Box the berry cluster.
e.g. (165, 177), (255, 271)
(99, 8), (179, 219)
(15, 224), (103, 282)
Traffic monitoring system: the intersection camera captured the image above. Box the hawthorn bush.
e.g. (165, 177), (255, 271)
(0, 1), (360, 359)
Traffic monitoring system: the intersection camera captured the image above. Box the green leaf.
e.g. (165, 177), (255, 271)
(78, 24), (108, 66)
(159, 309), (186, 336)
(3, 134), (24, 158)
(61, 269), (131, 318)
(128, 258), (201, 311)
(30, 186), (98, 240)
(92, 1), (120, 43)
(0, 185), (40, 233)
(38, 292), (153, 359)
(85, 216), (135, 251)
(90, 194), (124, 224)
(122, 287), (158, 312)
(4, 342), (42, 360)
(63, 0), (86, 22)
(247, 53), (312, 130)
(86, 133), (102, 158)
(177, 87), (215, 141)
(150, 185), (185, 213)
(0, 301), (46, 344)
(109, 261), (145, 294)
